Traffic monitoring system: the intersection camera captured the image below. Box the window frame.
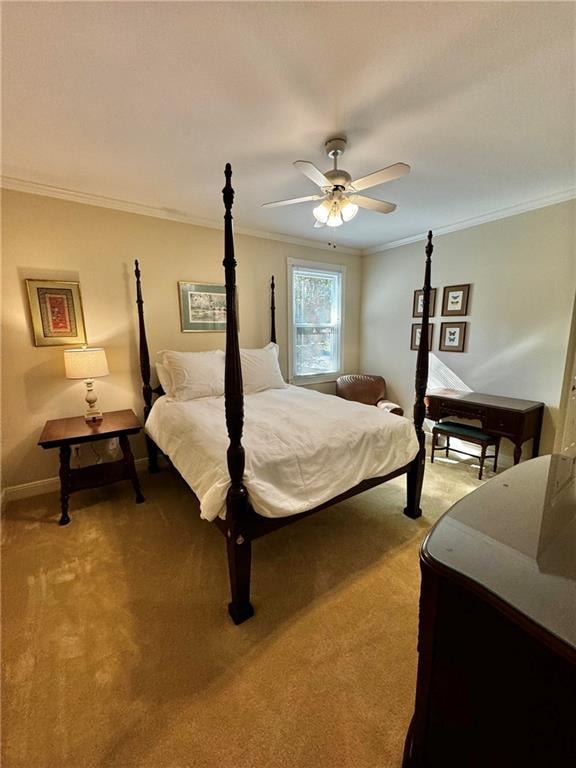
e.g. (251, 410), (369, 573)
(287, 257), (346, 385)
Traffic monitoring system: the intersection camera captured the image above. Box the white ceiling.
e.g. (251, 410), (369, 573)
(2, 1), (575, 251)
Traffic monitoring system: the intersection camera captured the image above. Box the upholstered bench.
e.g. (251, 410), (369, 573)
(431, 421), (500, 480)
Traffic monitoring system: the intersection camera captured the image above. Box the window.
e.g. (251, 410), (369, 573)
(288, 259), (344, 383)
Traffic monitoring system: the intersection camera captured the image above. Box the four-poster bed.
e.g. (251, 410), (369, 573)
(134, 164), (433, 624)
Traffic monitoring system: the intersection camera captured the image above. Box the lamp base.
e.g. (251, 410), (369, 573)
(85, 409), (103, 423)
(84, 379), (103, 422)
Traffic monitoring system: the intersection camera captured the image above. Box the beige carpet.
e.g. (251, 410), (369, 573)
(2, 455), (487, 768)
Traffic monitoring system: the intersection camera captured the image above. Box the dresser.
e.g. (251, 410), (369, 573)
(426, 388), (544, 463)
(403, 455), (576, 768)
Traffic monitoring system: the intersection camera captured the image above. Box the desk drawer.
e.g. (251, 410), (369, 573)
(426, 399), (486, 422)
(486, 410), (523, 436)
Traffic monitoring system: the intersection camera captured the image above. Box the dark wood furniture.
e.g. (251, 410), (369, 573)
(431, 421), (500, 479)
(135, 164), (434, 624)
(38, 409), (145, 526)
(403, 454), (576, 768)
(426, 388), (544, 464)
(336, 374), (404, 416)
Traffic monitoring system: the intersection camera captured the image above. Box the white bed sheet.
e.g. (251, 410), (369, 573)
(146, 385), (419, 521)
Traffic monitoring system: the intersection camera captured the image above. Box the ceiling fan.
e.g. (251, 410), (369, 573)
(262, 137), (410, 228)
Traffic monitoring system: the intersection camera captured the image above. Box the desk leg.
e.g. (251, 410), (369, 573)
(513, 443), (523, 465)
(119, 435), (145, 504)
(59, 445), (72, 526)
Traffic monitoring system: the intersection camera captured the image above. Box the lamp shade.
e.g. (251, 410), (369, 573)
(326, 210), (343, 227)
(313, 200), (331, 224)
(64, 347), (109, 379)
(340, 199), (359, 222)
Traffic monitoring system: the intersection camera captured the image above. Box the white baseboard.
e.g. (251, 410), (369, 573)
(2, 457), (148, 508)
(3, 476), (61, 504)
(1, 438), (516, 510)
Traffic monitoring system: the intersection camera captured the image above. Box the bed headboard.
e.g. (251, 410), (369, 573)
(270, 275), (276, 344)
(134, 260), (276, 425)
(134, 259), (165, 420)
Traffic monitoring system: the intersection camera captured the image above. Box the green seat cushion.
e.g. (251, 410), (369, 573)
(433, 421), (496, 442)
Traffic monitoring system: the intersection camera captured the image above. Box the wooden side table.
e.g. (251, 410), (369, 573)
(38, 409), (145, 525)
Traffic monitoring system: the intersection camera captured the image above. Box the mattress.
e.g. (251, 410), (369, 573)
(146, 385), (419, 521)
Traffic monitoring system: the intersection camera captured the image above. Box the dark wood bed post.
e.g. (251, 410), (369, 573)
(134, 259), (159, 473)
(222, 164), (254, 625)
(404, 231), (433, 519)
(270, 275), (277, 344)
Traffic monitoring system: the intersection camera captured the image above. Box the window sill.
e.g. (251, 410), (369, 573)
(290, 373), (340, 386)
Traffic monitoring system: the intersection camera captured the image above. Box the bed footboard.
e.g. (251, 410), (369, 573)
(404, 231), (433, 519)
(226, 487), (254, 625)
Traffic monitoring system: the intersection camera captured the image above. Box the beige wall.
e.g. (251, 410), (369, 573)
(361, 200), (576, 456)
(1, 190), (361, 490)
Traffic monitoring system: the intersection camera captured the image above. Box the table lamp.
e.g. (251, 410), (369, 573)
(64, 347), (109, 422)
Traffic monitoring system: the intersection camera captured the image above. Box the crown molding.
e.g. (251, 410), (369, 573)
(363, 187), (576, 255)
(4, 175), (572, 258)
(0, 176), (362, 256)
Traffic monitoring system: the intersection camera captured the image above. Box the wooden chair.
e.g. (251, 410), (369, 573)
(431, 421), (500, 480)
(336, 374), (404, 416)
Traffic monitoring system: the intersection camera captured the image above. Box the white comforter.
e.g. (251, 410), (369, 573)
(146, 385), (419, 521)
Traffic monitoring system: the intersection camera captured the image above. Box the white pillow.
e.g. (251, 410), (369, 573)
(159, 349), (225, 401)
(155, 362), (174, 398)
(240, 343), (286, 394)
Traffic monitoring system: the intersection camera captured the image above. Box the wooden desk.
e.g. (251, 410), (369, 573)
(426, 388), (544, 464)
(403, 455), (576, 767)
(38, 409), (144, 526)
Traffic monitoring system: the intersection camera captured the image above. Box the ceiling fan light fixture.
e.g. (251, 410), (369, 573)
(312, 200), (331, 224)
(340, 199), (359, 222)
(326, 209), (343, 227)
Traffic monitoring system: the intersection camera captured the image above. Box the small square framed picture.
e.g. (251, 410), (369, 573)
(412, 288), (437, 318)
(410, 323), (434, 351)
(442, 284), (470, 316)
(439, 322), (467, 352)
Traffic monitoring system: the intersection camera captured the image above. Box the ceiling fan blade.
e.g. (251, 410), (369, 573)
(350, 163), (410, 192)
(350, 195), (397, 214)
(293, 160), (331, 189)
(261, 193), (323, 208)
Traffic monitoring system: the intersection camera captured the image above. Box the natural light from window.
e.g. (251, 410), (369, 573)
(288, 260), (344, 383)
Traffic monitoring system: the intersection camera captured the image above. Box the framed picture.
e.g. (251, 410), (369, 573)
(25, 280), (87, 347)
(412, 288), (437, 318)
(439, 322), (467, 352)
(178, 281), (228, 332)
(410, 323), (434, 351)
(442, 284), (470, 316)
